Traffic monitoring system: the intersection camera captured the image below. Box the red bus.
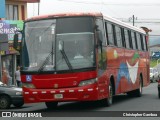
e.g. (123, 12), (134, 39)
(15, 12), (150, 108)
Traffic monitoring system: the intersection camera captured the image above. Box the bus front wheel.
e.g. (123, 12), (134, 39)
(45, 101), (58, 109)
(101, 82), (113, 107)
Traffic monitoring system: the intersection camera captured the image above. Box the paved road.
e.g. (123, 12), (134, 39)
(1, 82), (160, 111)
(1, 82), (160, 118)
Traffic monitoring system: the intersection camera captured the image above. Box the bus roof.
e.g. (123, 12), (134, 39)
(103, 15), (145, 34)
(26, 12), (103, 21)
(26, 12), (145, 34)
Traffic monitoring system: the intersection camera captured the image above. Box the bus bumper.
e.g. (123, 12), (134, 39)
(23, 84), (101, 103)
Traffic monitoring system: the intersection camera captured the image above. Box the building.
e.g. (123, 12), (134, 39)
(0, 0), (39, 85)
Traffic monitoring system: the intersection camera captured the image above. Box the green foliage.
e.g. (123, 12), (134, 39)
(150, 60), (158, 68)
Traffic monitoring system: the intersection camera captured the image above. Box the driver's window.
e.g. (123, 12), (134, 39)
(96, 19), (107, 46)
(96, 19), (107, 71)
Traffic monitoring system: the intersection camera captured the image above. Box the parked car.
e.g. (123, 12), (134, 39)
(158, 79), (160, 98)
(150, 68), (159, 82)
(0, 81), (24, 109)
(152, 52), (160, 60)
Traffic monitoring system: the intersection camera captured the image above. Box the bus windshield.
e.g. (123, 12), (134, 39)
(22, 17), (96, 72)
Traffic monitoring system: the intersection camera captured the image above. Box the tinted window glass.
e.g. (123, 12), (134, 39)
(128, 30), (133, 49)
(142, 35), (147, 51)
(134, 32), (138, 49)
(124, 29), (130, 49)
(131, 31), (136, 49)
(112, 25), (117, 46)
(56, 17), (94, 34)
(106, 23), (114, 45)
(96, 19), (106, 46)
(115, 26), (122, 47)
(136, 33), (142, 50)
(121, 28), (126, 47)
(140, 34), (144, 50)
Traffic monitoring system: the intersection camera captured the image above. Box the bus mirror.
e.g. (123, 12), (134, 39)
(58, 41), (64, 50)
(13, 33), (21, 51)
(13, 34), (19, 50)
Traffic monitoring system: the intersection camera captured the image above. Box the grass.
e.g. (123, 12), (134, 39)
(150, 59), (158, 68)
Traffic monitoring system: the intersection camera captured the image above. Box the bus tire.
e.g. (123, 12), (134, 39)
(101, 82), (113, 107)
(135, 76), (143, 97)
(13, 102), (24, 108)
(45, 101), (58, 109)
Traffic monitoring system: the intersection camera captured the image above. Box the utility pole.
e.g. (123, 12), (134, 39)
(129, 15), (137, 26)
(133, 15), (135, 26)
(38, 1), (40, 15)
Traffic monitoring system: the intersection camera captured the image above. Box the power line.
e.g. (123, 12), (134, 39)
(123, 21), (160, 23)
(57, 0), (99, 4)
(115, 18), (160, 24)
(56, 0), (160, 20)
(104, 3), (160, 6)
(57, 0), (160, 6)
(138, 19), (160, 20)
(58, 0), (123, 18)
(53, 0), (160, 25)
(117, 18), (160, 21)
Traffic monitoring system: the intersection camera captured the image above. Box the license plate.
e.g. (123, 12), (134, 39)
(54, 94), (63, 99)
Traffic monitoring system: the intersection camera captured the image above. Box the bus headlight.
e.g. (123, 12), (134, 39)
(78, 78), (98, 87)
(22, 83), (35, 88)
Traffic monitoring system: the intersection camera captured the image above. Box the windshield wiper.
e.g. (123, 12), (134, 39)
(38, 51), (54, 72)
(38, 37), (54, 73)
(38, 45), (72, 72)
(60, 49), (73, 70)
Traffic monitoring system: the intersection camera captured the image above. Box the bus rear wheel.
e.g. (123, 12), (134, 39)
(128, 76), (143, 97)
(45, 101), (58, 109)
(135, 76), (143, 97)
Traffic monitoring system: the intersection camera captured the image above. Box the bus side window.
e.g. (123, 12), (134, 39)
(112, 24), (117, 46)
(106, 22), (114, 45)
(143, 35), (147, 51)
(128, 30), (133, 49)
(140, 34), (144, 51)
(96, 19), (106, 46)
(145, 36), (148, 51)
(115, 25), (122, 47)
(121, 28), (126, 48)
(134, 32), (138, 49)
(131, 31), (136, 49)
(105, 22), (109, 45)
(124, 29), (130, 49)
(136, 33), (142, 50)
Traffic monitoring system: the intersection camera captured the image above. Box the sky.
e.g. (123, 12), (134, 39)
(27, 0), (160, 18)
(27, 0), (160, 46)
